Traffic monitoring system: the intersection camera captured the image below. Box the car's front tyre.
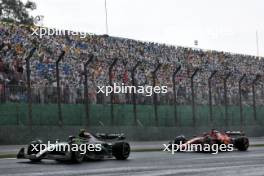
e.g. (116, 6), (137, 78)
(27, 140), (43, 162)
(71, 150), (85, 163)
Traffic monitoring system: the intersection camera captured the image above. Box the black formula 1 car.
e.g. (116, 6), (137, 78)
(168, 129), (249, 152)
(17, 129), (130, 163)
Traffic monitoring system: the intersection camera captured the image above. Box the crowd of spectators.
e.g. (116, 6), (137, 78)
(0, 22), (264, 105)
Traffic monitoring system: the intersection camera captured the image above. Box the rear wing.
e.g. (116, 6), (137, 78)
(96, 133), (126, 140)
(225, 131), (245, 136)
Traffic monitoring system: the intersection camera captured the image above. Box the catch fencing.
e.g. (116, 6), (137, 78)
(0, 49), (264, 127)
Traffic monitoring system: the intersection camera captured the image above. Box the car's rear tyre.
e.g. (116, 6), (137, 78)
(234, 137), (249, 151)
(27, 140), (43, 162)
(71, 150), (85, 163)
(112, 142), (130, 160)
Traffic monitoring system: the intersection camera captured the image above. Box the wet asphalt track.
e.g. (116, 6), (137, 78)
(1, 147), (264, 176)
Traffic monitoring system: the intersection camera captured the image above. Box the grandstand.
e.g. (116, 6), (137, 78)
(0, 21), (264, 127)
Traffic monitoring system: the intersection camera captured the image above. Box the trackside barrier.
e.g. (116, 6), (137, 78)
(1, 47), (264, 128)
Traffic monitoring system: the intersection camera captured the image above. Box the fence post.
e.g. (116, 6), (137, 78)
(172, 65), (181, 126)
(239, 74), (246, 127)
(223, 72), (231, 126)
(25, 48), (36, 130)
(84, 54), (94, 127)
(1, 43), (7, 103)
(208, 70), (217, 124)
(56, 51), (65, 126)
(252, 74), (261, 122)
(122, 61), (130, 104)
(131, 61), (141, 126)
(109, 58), (118, 126)
(191, 68), (199, 126)
(152, 63), (162, 126)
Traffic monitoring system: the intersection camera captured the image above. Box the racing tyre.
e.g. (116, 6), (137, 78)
(27, 140), (43, 162)
(168, 135), (187, 150)
(71, 150), (85, 163)
(174, 135), (187, 145)
(234, 137), (249, 151)
(201, 136), (214, 153)
(112, 142), (130, 160)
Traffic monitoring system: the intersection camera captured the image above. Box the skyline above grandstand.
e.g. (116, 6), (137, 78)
(26, 0), (263, 57)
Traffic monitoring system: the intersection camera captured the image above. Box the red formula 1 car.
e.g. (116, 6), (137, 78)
(168, 129), (249, 152)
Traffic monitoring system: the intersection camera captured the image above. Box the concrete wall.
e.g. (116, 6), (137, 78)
(1, 125), (264, 144)
(1, 103), (264, 144)
(1, 103), (264, 126)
